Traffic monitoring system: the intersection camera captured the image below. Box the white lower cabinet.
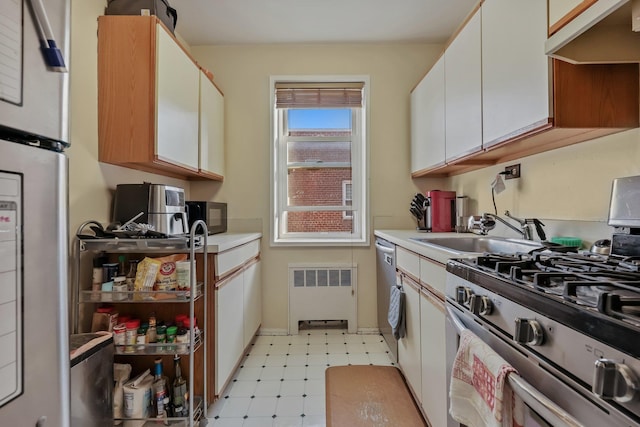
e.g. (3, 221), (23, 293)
(214, 255), (262, 397)
(420, 287), (447, 427)
(215, 272), (244, 395)
(397, 273), (422, 402)
(397, 246), (449, 426)
(243, 260), (262, 347)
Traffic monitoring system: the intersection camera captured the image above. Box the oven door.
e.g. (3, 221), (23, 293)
(446, 303), (593, 427)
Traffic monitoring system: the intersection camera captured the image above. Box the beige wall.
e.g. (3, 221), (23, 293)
(449, 129), (640, 224)
(189, 44), (444, 332)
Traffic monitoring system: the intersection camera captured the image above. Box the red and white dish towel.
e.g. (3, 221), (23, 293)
(450, 329), (525, 427)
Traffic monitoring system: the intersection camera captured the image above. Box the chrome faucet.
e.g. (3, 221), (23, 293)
(468, 211), (546, 241)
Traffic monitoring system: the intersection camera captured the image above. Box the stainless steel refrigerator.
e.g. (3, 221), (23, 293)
(0, 0), (71, 425)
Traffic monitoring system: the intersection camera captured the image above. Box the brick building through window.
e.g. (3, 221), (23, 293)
(287, 131), (352, 232)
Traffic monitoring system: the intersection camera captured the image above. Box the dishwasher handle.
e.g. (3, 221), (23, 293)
(375, 241), (395, 254)
(446, 305), (585, 427)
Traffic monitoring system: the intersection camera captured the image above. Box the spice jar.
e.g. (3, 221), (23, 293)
(166, 325), (178, 351)
(156, 325), (167, 352)
(176, 327), (189, 352)
(124, 319), (140, 353)
(113, 323), (126, 346)
(136, 326), (147, 351)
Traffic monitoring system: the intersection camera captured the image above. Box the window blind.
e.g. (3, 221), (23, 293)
(275, 82), (364, 109)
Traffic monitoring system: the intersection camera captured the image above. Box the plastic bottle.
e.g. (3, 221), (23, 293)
(172, 355), (188, 417)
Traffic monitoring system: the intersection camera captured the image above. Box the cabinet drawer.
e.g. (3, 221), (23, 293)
(419, 257), (446, 297)
(215, 239), (260, 279)
(396, 247), (419, 280)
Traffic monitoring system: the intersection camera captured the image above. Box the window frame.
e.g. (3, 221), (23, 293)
(270, 75), (370, 247)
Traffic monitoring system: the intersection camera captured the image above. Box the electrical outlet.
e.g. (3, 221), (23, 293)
(505, 164), (521, 179)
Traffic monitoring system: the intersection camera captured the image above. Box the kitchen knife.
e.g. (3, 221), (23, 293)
(410, 207), (423, 220)
(411, 200), (424, 213)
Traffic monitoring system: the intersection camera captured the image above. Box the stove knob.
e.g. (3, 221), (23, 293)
(514, 318), (544, 346)
(456, 286), (472, 305)
(470, 295), (493, 315)
(593, 359), (639, 403)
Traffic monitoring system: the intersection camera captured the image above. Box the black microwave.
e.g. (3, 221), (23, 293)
(185, 201), (227, 235)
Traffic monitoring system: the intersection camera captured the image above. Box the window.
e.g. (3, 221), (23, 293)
(270, 76), (369, 245)
(342, 180), (352, 219)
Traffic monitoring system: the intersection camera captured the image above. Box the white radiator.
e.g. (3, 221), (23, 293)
(288, 264), (357, 334)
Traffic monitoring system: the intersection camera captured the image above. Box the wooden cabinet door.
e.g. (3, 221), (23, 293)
(445, 8), (482, 162)
(155, 24), (199, 170)
(420, 288), (447, 427)
(215, 272), (244, 395)
(243, 260), (262, 347)
(411, 56), (445, 173)
(397, 274), (422, 402)
(199, 71), (225, 178)
(482, 0), (549, 147)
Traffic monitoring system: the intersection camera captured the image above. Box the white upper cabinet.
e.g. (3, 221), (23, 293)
(155, 25), (200, 170)
(199, 71), (225, 178)
(410, 56), (445, 174)
(445, 8), (482, 161)
(482, 0), (549, 147)
(548, 0), (584, 31)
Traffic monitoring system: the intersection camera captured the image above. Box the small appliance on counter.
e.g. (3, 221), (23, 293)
(426, 190), (456, 232)
(410, 190), (457, 232)
(112, 183), (188, 236)
(455, 196), (469, 233)
(608, 175), (640, 258)
(185, 201), (228, 235)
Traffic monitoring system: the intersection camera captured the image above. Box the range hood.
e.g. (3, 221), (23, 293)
(546, 0), (640, 64)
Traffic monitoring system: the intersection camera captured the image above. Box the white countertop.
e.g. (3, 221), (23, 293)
(374, 229), (482, 264)
(205, 232), (262, 253)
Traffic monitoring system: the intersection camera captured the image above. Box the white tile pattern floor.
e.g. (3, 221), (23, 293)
(207, 328), (395, 426)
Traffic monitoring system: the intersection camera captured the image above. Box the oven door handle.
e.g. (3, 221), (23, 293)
(446, 306), (585, 427)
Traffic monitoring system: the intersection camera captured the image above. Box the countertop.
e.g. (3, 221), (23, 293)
(205, 232), (262, 253)
(374, 229), (483, 264)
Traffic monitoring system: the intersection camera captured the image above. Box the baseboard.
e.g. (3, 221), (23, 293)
(258, 328), (288, 336)
(357, 327), (381, 335)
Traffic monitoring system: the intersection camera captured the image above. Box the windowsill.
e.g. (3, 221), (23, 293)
(270, 237), (369, 247)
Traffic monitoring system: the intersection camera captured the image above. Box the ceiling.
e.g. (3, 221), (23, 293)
(175, 0), (479, 46)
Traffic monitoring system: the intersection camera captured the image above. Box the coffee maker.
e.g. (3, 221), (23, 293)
(426, 190), (456, 232)
(608, 175), (640, 257)
(112, 183), (188, 236)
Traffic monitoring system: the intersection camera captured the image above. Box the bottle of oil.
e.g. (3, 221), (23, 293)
(172, 355), (188, 417)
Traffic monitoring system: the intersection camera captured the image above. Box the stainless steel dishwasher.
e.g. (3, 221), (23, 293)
(375, 237), (398, 361)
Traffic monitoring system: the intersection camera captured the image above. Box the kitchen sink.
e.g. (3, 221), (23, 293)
(409, 236), (543, 254)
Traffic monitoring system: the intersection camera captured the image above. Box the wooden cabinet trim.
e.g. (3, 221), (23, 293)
(548, 0), (599, 36)
(420, 287), (445, 314)
(399, 272), (421, 293)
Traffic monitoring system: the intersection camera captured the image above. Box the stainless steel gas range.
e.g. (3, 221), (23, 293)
(444, 175), (640, 427)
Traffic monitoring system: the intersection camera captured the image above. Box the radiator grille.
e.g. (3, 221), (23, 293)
(288, 264), (357, 334)
(292, 268), (353, 287)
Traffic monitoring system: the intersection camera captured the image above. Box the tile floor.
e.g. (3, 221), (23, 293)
(207, 327), (395, 426)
